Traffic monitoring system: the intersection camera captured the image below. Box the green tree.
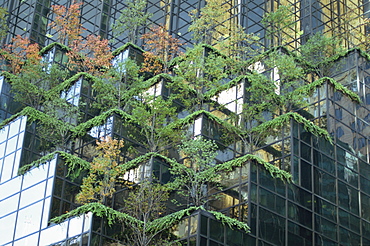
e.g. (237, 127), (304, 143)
(262, 5), (300, 47)
(170, 137), (218, 207)
(0, 7), (8, 43)
(112, 0), (152, 44)
(299, 32), (344, 77)
(265, 50), (306, 113)
(94, 58), (144, 111)
(238, 73), (277, 154)
(130, 94), (180, 153)
(38, 95), (79, 151)
(121, 179), (173, 246)
(188, 0), (226, 45)
(219, 24), (262, 74)
(172, 44), (228, 111)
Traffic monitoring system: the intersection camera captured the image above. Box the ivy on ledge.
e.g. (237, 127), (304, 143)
(120, 151), (291, 183)
(49, 202), (139, 226)
(302, 76), (361, 103)
(215, 154), (292, 182)
(50, 72), (102, 96)
(72, 108), (133, 138)
(0, 106), (54, 130)
(39, 42), (71, 55)
(111, 42), (144, 57)
(118, 152), (178, 172)
(252, 112), (333, 144)
(168, 110), (243, 136)
(18, 151), (90, 179)
(49, 202), (250, 234)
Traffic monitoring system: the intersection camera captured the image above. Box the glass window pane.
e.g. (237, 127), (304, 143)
(39, 222), (68, 245)
(19, 181), (46, 208)
(22, 164), (48, 189)
(0, 193), (19, 217)
(2, 153), (15, 181)
(5, 136), (17, 155)
(15, 201), (43, 239)
(13, 232), (39, 246)
(0, 212), (16, 245)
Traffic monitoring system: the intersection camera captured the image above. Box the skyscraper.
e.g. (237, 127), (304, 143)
(0, 0), (370, 245)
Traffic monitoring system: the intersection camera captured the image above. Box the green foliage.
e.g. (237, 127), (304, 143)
(209, 210), (250, 232)
(94, 57), (144, 111)
(72, 108), (133, 137)
(252, 112), (333, 144)
(218, 26), (262, 74)
(18, 151), (90, 180)
(0, 7), (8, 42)
(112, 0), (152, 43)
(214, 153), (292, 182)
(237, 73), (276, 153)
(265, 50), (306, 113)
(11, 64), (69, 110)
(299, 32), (344, 77)
(303, 76), (361, 103)
(172, 44), (228, 111)
(130, 94), (181, 153)
(112, 42), (144, 57)
(121, 179), (171, 245)
(188, 0), (225, 45)
(38, 97), (78, 151)
(262, 5), (299, 46)
(39, 42), (71, 55)
(50, 202), (139, 226)
(169, 137), (219, 207)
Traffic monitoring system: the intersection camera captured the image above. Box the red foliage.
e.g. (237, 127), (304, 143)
(141, 25), (183, 74)
(1, 35), (41, 74)
(49, 1), (83, 45)
(67, 34), (113, 76)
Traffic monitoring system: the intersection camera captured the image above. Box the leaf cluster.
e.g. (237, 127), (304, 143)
(76, 136), (125, 204)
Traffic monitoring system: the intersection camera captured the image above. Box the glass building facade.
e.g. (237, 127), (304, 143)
(0, 0), (370, 245)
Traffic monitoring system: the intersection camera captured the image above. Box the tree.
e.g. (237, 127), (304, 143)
(130, 94), (181, 154)
(120, 179), (172, 246)
(141, 25), (183, 75)
(265, 50), (306, 113)
(112, 0), (152, 44)
(262, 5), (300, 47)
(237, 73), (277, 154)
(188, 0), (227, 45)
(170, 137), (219, 207)
(0, 7), (8, 43)
(38, 95), (79, 151)
(76, 137), (125, 204)
(172, 44), (228, 111)
(49, 1), (83, 45)
(299, 32), (344, 77)
(67, 34), (113, 76)
(93, 58), (144, 111)
(218, 24), (262, 74)
(1, 35), (41, 74)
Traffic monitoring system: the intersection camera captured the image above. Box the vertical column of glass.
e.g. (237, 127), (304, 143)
(0, 116), (27, 183)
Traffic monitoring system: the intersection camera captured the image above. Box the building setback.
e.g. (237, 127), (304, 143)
(0, 0), (370, 245)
